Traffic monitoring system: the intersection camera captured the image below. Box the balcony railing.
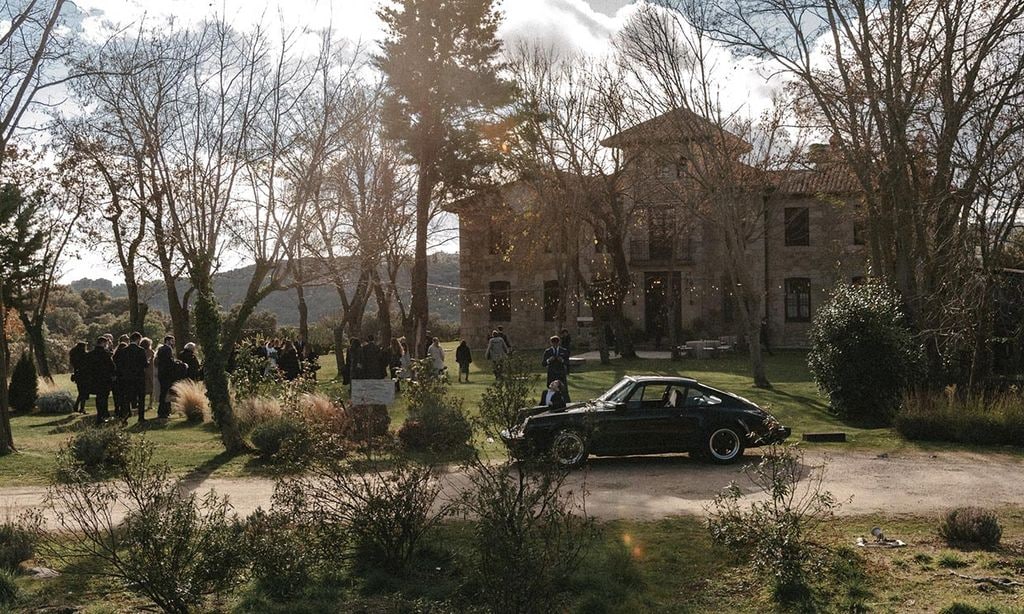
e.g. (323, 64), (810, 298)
(629, 238), (695, 263)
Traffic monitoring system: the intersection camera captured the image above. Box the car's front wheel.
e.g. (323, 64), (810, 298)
(549, 429), (589, 469)
(703, 425), (745, 464)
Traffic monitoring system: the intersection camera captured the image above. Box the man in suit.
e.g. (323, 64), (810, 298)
(155, 335), (180, 419)
(541, 335), (570, 401)
(116, 332), (150, 423)
(82, 336), (116, 424)
(539, 380), (566, 410)
(111, 334), (130, 419)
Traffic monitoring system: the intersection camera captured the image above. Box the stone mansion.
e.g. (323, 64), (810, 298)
(447, 110), (869, 351)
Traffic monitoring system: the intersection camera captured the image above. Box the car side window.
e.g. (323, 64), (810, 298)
(683, 387), (722, 407)
(627, 384), (669, 409)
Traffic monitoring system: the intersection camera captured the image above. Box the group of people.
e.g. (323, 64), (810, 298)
(342, 335), (407, 386)
(256, 338), (320, 381)
(69, 334), (200, 424)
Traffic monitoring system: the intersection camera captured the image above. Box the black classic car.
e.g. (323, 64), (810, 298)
(501, 376), (791, 467)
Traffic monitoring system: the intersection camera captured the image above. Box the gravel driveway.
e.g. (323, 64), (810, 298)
(3, 448), (1021, 528)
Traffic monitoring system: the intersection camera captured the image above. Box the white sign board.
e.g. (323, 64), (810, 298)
(351, 379), (396, 406)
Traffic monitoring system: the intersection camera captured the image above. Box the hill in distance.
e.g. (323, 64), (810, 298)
(69, 253), (461, 326)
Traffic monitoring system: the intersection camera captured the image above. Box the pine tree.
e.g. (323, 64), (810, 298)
(376, 0), (513, 358)
(8, 352), (37, 413)
(0, 184), (46, 452)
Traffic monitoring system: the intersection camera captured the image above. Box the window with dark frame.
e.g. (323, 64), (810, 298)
(784, 278), (812, 322)
(594, 224), (608, 254)
(784, 207), (810, 246)
(543, 280), (560, 322)
(852, 218), (867, 245)
(489, 281), (512, 322)
(675, 155), (689, 179)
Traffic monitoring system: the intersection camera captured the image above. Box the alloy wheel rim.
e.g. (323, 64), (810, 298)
(710, 428), (740, 460)
(553, 432), (584, 465)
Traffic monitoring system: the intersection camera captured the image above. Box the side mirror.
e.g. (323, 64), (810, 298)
(613, 402), (628, 411)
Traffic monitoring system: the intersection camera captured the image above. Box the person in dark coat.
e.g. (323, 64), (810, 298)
(278, 341), (301, 381)
(156, 335), (183, 419)
(81, 336), (116, 424)
(69, 341), (89, 414)
(113, 332), (150, 422)
(343, 338), (361, 386)
(111, 334), (130, 419)
(539, 380), (566, 410)
(180, 342), (203, 381)
(359, 336), (387, 380)
(541, 335), (570, 401)
(455, 340), (472, 383)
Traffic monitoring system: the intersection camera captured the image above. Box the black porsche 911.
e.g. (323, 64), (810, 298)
(501, 376), (791, 467)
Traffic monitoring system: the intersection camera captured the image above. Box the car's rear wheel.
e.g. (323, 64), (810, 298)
(549, 429), (589, 469)
(704, 425), (745, 464)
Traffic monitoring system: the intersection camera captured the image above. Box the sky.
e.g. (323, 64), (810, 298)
(59, 0), (639, 281)
(56, 0), (776, 283)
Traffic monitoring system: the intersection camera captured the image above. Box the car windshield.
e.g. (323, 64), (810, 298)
(597, 377), (634, 403)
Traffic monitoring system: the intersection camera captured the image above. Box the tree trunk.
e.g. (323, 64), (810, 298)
(296, 284), (309, 344)
(126, 278), (146, 332)
(411, 171), (432, 358)
(371, 270), (392, 343)
(333, 325), (345, 380)
(193, 286), (247, 453)
(19, 318), (51, 381)
(0, 302), (15, 453)
(744, 314), (770, 389)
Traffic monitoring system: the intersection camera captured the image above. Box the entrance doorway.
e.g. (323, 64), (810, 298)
(644, 272), (682, 346)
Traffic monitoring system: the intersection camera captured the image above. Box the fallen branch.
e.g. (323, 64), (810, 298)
(948, 571), (1022, 591)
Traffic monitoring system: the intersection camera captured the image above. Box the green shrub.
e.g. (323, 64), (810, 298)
(807, 282), (922, 424)
(896, 389), (1024, 447)
(44, 439), (249, 613)
(939, 507), (1002, 549)
(938, 551), (969, 568)
(478, 354), (537, 443)
(36, 390), (75, 414)
(250, 416), (311, 461)
(7, 352), (37, 413)
(243, 509), (316, 599)
(707, 445), (842, 604)
(458, 458), (594, 614)
(0, 521), (35, 572)
(273, 455), (446, 574)
(398, 360), (473, 456)
(58, 425), (132, 479)
(0, 569), (18, 608)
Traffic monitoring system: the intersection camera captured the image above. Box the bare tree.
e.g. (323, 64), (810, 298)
(0, 0), (69, 170)
(504, 45), (642, 361)
(616, 2), (806, 387)
(708, 0), (1024, 383)
(306, 92), (416, 344)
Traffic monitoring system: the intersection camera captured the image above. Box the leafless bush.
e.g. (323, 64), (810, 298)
(457, 457), (594, 614)
(706, 445), (841, 603)
(43, 439), (248, 613)
(272, 451), (448, 572)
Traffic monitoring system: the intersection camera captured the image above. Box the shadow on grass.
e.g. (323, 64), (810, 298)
(179, 450), (244, 489)
(30, 414), (80, 429)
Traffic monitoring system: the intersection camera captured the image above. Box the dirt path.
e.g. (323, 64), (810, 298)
(4, 449), (1021, 528)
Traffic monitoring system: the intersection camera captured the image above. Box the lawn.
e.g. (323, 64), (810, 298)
(0, 346), (970, 486)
